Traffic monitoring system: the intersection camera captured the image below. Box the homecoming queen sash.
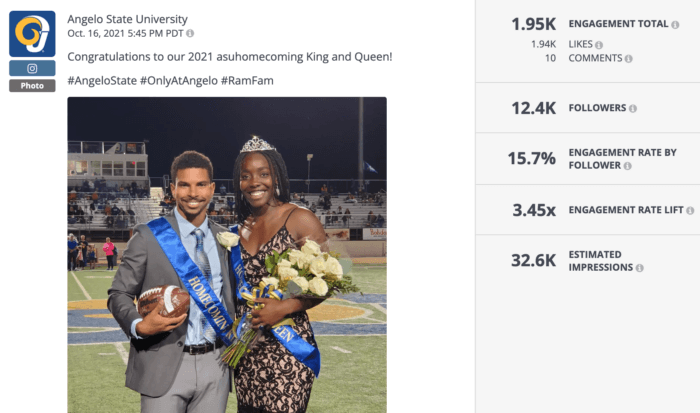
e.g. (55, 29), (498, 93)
(228, 225), (321, 377)
(147, 218), (236, 346)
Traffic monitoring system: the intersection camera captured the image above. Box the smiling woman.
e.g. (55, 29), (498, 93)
(230, 136), (327, 413)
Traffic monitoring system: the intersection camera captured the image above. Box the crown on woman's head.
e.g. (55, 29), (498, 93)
(240, 136), (276, 153)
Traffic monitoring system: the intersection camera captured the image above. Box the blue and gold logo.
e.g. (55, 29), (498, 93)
(9, 11), (55, 57)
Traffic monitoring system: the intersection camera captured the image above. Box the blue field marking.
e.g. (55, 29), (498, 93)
(69, 322), (387, 345)
(70, 329), (129, 345)
(335, 293), (386, 304)
(69, 310), (119, 327)
(69, 293), (388, 345)
(311, 322), (386, 335)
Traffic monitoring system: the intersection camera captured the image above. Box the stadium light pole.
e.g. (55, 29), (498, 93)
(306, 154), (313, 194)
(358, 97), (364, 192)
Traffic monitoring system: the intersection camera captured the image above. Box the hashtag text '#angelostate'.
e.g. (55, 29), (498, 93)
(66, 76), (273, 88)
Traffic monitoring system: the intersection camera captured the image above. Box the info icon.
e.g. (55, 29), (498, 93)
(9, 11), (55, 57)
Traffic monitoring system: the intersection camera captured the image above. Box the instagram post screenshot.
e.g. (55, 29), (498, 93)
(4, 2), (472, 413)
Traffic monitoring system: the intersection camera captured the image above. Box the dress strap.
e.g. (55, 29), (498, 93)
(283, 205), (299, 226)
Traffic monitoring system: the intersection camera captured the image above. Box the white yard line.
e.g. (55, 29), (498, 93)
(114, 342), (129, 365)
(68, 327), (121, 334)
(331, 346), (352, 354)
(370, 303), (387, 314)
(70, 271), (92, 300)
(321, 320), (387, 325)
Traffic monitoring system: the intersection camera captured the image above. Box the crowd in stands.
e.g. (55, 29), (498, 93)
(301, 186), (386, 229)
(71, 178), (150, 199)
(68, 179), (147, 227)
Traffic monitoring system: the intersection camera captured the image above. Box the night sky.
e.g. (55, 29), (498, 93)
(68, 98), (386, 190)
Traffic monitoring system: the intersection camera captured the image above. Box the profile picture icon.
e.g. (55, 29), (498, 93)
(9, 11), (56, 57)
(27, 63), (38, 74)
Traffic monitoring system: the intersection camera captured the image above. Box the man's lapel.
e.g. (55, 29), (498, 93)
(209, 220), (235, 314)
(162, 211), (184, 288)
(164, 210), (180, 235)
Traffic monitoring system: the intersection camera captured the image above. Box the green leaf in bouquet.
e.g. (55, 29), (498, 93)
(273, 250), (280, 261)
(280, 249), (291, 260)
(265, 255), (275, 272)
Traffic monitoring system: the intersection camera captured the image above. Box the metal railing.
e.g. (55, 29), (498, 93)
(152, 176), (386, 196)
(67, 141), (147, 154)
(69, 190), (387, 230)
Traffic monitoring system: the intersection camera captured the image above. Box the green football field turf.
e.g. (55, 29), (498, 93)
(68, 264), (387, 412)
(68, 337), (386, 413)
(68, 264), (387, 301)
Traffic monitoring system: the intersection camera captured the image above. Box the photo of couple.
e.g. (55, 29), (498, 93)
(67, 98), (387, 413)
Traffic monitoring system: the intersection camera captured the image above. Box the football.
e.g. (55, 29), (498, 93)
(137, 285), (190, 318)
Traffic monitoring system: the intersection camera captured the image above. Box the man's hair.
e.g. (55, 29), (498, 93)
(232, 150), (290, 223)
(170, 151), (214, 183)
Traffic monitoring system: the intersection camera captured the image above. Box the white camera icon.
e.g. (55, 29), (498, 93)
(27, 63), (38, 74)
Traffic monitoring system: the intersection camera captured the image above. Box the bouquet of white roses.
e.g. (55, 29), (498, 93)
(221, 239), (360, 368)
(263, 239), (360, 298)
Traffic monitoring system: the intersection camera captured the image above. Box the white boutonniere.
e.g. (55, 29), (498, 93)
(216, 232), (240, 251)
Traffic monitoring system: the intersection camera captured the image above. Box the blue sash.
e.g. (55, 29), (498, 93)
(229, 225), (321, 377)
(147, 217), (235, 346)
(229, 225), (251, 301)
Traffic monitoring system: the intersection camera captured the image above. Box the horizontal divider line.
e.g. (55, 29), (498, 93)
(476, 184), (700, 186)
(476, 82), (700, 84)
(476, 132), (700, 134)
(476, 234), (700, 236)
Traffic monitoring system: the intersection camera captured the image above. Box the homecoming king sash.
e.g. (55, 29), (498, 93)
(228, 225), (321, 377)
(147, 217), (236, 346)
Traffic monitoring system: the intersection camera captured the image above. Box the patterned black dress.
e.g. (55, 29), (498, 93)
(234, 224), (317, 413)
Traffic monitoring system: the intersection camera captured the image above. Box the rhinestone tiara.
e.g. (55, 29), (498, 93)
(240, 136), (276, 153)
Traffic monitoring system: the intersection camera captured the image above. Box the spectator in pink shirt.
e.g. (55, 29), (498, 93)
(103, 237), (115, 271)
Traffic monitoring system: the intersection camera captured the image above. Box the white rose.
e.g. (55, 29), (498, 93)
(308, 277), (329, 296)
(308, 258), (326, 277)
(288, 250), (306, 267)
(277, 258), (292, 268)
(216, 232), (240, 251)
(293, 252), (315, 269)
(278, 266), (299, 281)
(261, 277), (279, 288)
(301, 239), (322, 256)
(289, 276), (309, 293)
(324, 256), (343, 280)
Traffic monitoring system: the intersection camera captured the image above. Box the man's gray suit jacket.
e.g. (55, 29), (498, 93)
(107, 211), (235, 397)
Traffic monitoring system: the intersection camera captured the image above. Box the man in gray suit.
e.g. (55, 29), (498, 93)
(108, 151), (234, 413)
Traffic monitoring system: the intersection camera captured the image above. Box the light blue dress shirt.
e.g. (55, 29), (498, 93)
(131, 208), (224, 345)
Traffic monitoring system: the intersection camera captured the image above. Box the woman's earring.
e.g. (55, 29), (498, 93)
(276, 186), (280, 196)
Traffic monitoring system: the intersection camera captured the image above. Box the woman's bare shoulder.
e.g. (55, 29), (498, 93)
(285, 205), (326, 243)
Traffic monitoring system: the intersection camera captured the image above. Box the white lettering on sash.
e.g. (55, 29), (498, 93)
(274, 326), (293, 343)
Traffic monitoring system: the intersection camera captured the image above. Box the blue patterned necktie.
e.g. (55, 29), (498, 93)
(193, 228), (216, 343)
